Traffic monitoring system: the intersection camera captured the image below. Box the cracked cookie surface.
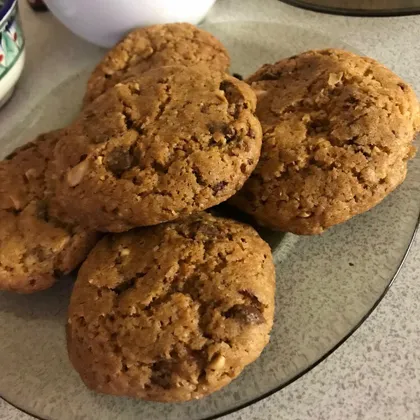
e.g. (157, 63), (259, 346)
(0, 132), (98, 293)
(83, 23), (230, 105)
(53, 66), (262, 232)
(67, 212), (275, 402)
(231, 49), (420, 234)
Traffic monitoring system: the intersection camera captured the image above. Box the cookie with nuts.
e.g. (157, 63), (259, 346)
(83, 23), (231, 106)
(231, 49), (420, 234)
(66, 212), (275, 402)
(53, 66), (262, 232)
(0, 131), (98, 293)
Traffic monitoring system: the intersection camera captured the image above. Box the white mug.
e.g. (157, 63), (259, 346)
(43, 0), (217, 48)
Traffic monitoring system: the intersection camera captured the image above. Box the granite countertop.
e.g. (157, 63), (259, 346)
(1, 0), (420, 419)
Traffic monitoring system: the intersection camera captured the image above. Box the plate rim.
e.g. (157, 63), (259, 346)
(278, 0), (420, 17)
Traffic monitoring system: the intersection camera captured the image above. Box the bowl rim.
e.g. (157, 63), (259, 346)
(0, 0), (17, 26)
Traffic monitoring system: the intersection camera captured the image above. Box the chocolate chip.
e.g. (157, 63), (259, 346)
(239, 290), (264, 309)
(150, 361), (173, 389)
(185, 221), (203, 238)
(208, 122), (236, 144)
(212, 181), (228, 194)
(219, 80), (231, 93)
(111, 277), (136, 295)
(233, 73), (243, 80)
(35, 200), (49, 221)
(192, 166), (205, 186)
(306, 118), (329, 135)
(208, 121), (229, 135)
(152, 161), (167, 173)
(258, 71), (282, 81)
(33, 246), (47, 262)
(225, 304), (265, 325)
(347, 96), (359, 105)
(219, 80), (243, 106)
(106, 147), (133, 176)
(199, 224), (221, 237)
(179, 221), (221, 240)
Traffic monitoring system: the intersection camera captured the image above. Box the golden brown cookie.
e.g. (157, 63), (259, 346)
(83, 23), (230, 105)
(67, 212), (275, 402)
(231, 49), (420, 235)
(0, 132), (98, 293)
(53, 66), (262, 232)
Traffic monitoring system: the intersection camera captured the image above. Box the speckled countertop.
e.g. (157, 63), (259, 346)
(1, 0), (420, 419)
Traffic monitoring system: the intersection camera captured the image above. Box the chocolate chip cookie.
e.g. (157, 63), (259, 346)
(0, 132), (98, 293)
(53, 66), (262, 232)
(67, 212), (275, 402)
(231, 49), (420, 234)
(83, 23), (230, 105)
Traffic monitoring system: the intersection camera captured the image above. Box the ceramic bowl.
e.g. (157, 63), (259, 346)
(43, 0), (217, 48)
(0, 0), (25, 109)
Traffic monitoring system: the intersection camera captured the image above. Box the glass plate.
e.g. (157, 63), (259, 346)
(0, 22), (419, 420)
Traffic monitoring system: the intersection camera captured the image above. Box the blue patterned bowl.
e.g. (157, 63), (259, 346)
(0, 0), (25, 108)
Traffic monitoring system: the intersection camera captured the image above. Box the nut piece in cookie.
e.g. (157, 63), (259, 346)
(0, 132), (98, 293)
(67, 212), (275, 402)
(231, 48), (420, 234)
(53, 66), (262, 232)
(84, 22), (231, 105)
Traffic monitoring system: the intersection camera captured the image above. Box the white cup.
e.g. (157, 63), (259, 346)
(43, 0), (217, 48)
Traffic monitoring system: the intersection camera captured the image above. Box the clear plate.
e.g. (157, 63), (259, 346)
(0, 22), (419, 420)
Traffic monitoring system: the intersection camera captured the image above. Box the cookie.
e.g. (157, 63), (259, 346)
(67, 212), (275, 402)
(0, 132), (98, 293)
(53, 66), (262, 232)
(83, 23), (230, 105)
(231, 49), (420, 235)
